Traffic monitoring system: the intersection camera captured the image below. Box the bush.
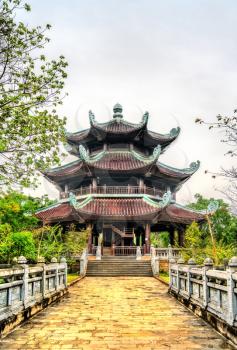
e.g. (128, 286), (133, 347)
(0, 231), (36, 263)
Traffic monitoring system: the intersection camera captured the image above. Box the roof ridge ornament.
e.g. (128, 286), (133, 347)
(189, 160), (200, 172)
(160, 190), (172, 208)
(141, 111), (149, 125)
(79, 144), (90, 162)
(152, 144), (162, 160)
(207, 200), (219, 215)
(169, 127), (181, 137)
(113, 103), (123, 118)
(89, 110), (96, 125)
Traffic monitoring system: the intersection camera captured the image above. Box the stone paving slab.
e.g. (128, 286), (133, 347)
(0, 277), (234, 349)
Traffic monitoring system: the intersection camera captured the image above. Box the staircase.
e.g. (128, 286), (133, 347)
(86, 256), (152, 276)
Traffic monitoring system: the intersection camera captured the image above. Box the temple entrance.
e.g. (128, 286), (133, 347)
(103, 228), (112, 247)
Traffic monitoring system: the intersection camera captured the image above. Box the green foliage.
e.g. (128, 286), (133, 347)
(0, 191), (55, 231)
(188, 194), (237, 245)
(182, 195), (237, 264)
(33, 225), (64, 261)
(0, 230), (36, 263)
(63, 225), (90, 258)
(151, 231), (170, 248)
(0, 0), (68, 188)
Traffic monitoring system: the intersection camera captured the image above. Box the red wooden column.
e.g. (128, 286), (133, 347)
(178, 230), (184, 247)
(87, 223), (93, 253)
(145, 223), (151, 254)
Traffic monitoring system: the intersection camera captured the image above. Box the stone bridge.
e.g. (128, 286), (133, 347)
(0, 277), (233, 350)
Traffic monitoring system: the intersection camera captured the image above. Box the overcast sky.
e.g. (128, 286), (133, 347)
(20, 0), (237, 204)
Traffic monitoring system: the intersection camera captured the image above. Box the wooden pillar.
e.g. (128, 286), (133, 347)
(170, 227), (175, 246)
(178, 230), (184, 247)
(145, 223), (151, 254)
(87, 223), (93, 253)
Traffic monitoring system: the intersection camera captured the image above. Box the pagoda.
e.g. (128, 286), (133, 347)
(36, 103), (204, 253)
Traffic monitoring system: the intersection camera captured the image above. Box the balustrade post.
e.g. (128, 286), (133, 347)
(51, 258), (58, 291)
(96, 245), (102, 260)
(187, 258), (196, 297)
(136, 246), (142, 260)
(169, 258), (176, 288)
(37, 256), (46, 297)
(203, 258), (213, 308)
(60, 257), (67, 287)
(227, 257), (237, 325)
(177, 258), (185, 293)
(18, 256), (29, 307)
(168, 244), (172, 261)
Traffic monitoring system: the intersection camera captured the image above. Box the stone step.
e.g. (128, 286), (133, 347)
(86, 260), (152, 277)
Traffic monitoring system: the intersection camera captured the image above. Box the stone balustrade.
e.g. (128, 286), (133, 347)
(169, 257), (237, 328)
(80, 248), (88, 275)
(154, 246), (185, 260)
(0, 256), (67, 326)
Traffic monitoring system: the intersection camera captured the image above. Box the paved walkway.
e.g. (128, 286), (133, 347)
(0, 277), (233, 349)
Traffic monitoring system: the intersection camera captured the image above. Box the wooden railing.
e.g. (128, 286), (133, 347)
(60, 186), (163, 198)
(91, 245), (145, 256)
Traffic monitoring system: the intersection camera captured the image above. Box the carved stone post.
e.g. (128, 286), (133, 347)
(51, 258), (58, 291)
(18, 256), (29, 307)
(227, 256), (237, 325)
(37, 256), (46, 297)
(177, 258), (185, 293)
(203, 257), (213, 307)
(169, 258), (176, 288)
(136, 246), (142, 260)
(60, 257), (67, 287)
(145, 223), (150, 254)
(187, 258), (196, 297)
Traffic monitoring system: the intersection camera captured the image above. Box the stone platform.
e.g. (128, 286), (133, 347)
(0, 277), (233, 349)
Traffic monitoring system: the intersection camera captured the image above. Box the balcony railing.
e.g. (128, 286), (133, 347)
(60, 186), (163, 199)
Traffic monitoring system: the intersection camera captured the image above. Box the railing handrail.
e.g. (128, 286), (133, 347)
(60, 186), (163, 198)
(169, 258), (237, 327)
(0, 258), (67, 322)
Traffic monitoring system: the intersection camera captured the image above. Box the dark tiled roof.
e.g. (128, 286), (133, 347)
(35, 199), (205, 224)
(79, 198), (160, 217)
(36, 203), (74, 222)
(159, 204), (205, 223)
(96, 120), (142, 134)
(44, 161), (83, 178)
(91, 152), (151, 171)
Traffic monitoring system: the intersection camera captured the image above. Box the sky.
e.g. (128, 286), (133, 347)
(20, 0), (237, 204)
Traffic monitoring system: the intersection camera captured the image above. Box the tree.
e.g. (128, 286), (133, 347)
(64, 225), (90, 258)
(0, 230), (36, 263)
(150, 231), (170, 248)
(195, 111), (237, 212)
(33, 225), (64, 261)
(0, 191), (54, 231)
(188, 194), (237, 245)
(0, 0), (68, 188)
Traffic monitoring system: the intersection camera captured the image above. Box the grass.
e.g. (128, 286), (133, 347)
(67, 273), (80, 284)
(159, 271), (169, 284)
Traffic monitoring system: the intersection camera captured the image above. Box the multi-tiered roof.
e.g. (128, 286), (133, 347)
(36, 104), (204, 225)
